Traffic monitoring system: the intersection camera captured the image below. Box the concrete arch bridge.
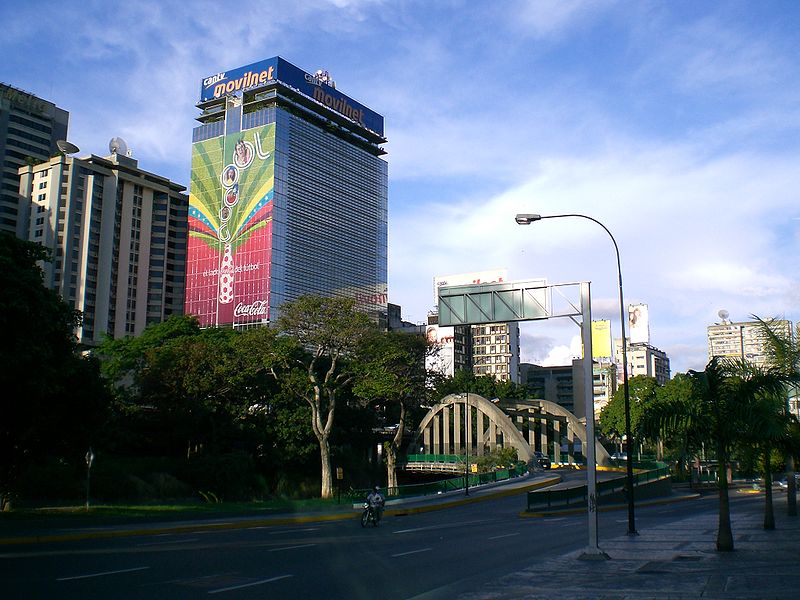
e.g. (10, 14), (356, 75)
(406, 393), (611, 470)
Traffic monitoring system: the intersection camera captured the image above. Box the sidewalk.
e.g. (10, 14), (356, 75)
(460, 492), (800, 600)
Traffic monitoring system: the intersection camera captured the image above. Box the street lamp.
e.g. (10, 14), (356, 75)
(515, 212), (637, 536)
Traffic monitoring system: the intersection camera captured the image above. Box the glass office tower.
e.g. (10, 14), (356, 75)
(186, 57), (387, 328)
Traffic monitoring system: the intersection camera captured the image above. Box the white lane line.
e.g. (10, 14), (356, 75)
(137, 538), (200, 546)
(393, 519), (491, 534)
(57, 566), (150, 581)
(268, 527), (319, 535)
(268, 543), (316, 552)
(392, 547), (432, 558)
(207, 574), (293, 594)
(488, 532), (520, 540)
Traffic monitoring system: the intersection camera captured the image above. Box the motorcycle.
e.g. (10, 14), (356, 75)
(361, 502), (380, 527)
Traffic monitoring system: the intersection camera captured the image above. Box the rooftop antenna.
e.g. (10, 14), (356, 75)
(718, 309), (730, 324)
(56, 140), (80, 155)
(108, 137), (128, 157)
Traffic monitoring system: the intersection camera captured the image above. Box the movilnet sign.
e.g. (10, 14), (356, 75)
(199, 56), (384, 136)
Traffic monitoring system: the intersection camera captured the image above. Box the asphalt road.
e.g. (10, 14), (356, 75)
(0, 475), (737, 600)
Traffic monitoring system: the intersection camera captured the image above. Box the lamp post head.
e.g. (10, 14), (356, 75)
(515, 213), (542, 225)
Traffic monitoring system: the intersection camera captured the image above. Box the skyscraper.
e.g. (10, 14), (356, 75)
(0, 83), (68, 236)
(17, 146), (188, 345)
(185, 57), (388, 328)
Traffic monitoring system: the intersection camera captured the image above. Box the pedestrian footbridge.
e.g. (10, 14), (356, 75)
(406, 393), (611, 469)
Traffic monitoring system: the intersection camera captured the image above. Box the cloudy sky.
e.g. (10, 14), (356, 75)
(4, 0), (799, 374)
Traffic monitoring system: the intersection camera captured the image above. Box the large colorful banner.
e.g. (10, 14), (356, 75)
(185, 124), (275, 327)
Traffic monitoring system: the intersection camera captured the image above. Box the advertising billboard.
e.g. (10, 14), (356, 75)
(591, 319), (612, 358)
(628, 303), (650, 345)
(185, 123), (276, 327)
(434, 269), (508, 304)
(199, 56), (384, 136)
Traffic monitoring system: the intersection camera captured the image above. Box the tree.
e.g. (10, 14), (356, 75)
(0, 234), (106, 509)
(754, 315), (800, 516)
(276, 295), (375, 499)
(352, 330), (430, 493)
(651, 374), (696, 473)
(641, 357), (783, 551)
(599, 375), (657, 455)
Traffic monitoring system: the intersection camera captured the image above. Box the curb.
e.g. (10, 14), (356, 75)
(520, 491), (702, 518)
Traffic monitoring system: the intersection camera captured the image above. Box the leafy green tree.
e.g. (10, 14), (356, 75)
(0, 234), (107, 509)
(599, 375), (657, 455)
(275, 295), (375, 499)
(352, 330), (430, 492)
(642, 358), (784, 551)
(651, 374), (695, 472)
(754, 315), (800, 516)
(432, 369), (529, 403)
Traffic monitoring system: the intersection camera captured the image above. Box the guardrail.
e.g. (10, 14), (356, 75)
(526, 462), (670, 511)
(349, 458), (528, 501)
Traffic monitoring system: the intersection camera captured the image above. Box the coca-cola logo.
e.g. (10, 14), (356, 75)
(233, 300), (268, 318)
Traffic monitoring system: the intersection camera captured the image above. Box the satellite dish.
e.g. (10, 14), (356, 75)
(718, 309), (729, 322)
(56, 140), (80, 155)
(109, 137), (128, 156)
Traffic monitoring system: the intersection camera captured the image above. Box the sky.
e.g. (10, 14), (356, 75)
(3, 0), (800, 374)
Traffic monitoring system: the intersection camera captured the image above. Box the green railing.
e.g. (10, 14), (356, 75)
(526, 462), (670, 511)
(349, 458), (528, 501)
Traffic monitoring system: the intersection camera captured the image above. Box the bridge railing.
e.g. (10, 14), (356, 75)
(526, 462), (671, 511)
(349, 458), (528, 501)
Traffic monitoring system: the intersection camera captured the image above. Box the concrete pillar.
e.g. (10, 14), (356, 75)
(423, 426), (431, 454)
(443, 405), (451, 454)
(433, 414), (441, 454)
(453, 403), (462, 454)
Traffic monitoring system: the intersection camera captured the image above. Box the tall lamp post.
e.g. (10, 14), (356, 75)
(515, 212), (637, 536)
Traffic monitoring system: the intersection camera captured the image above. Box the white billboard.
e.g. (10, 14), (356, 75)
(628, 303), (650, 345)
(425, 324), (456, 377)
(434, 268), (508, 303)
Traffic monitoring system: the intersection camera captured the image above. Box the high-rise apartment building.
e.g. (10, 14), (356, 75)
(707, 317), (792, 368)
(17, 147), (188, 346)
(185, 57), (388, 328)
(1, 83), (68, 235)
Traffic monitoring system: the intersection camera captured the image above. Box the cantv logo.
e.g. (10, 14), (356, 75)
(209, 66), (275, 99)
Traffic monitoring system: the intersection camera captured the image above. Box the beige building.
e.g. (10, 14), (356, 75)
(17, 148), (188, 345)
(707, 318), (792, 368)
(614, 340), (671, 385)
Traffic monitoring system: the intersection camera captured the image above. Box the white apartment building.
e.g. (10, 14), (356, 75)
(17, 148), (188, 345)
(614, 340), (671, 386)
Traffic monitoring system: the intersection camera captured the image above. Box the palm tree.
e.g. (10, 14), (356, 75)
(731, 361), (792, 530)
(642, 357), (782, 551)
(754, 316), (800, 516)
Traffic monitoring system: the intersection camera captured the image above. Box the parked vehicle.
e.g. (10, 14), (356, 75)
(777, 474), (800, 488)
(534, 451), (551, 470)
(611, 452), (628, 461)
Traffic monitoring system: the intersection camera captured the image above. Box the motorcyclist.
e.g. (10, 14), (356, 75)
(366, 485), (384, 522)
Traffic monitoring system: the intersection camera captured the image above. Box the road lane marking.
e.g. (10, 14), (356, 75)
(268, 543), (316, 552)
(207, 574), (293, 594)
(393, 519), (491, 534)
(488, 532), (520, 540)
(137, 538), (200, 546)
(268, 527), (319, 535)
(392, 547), (432, 557)
(57, 566), (150, 581)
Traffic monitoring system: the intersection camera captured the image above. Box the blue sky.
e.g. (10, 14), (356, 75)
(4, 0), (800, 373)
